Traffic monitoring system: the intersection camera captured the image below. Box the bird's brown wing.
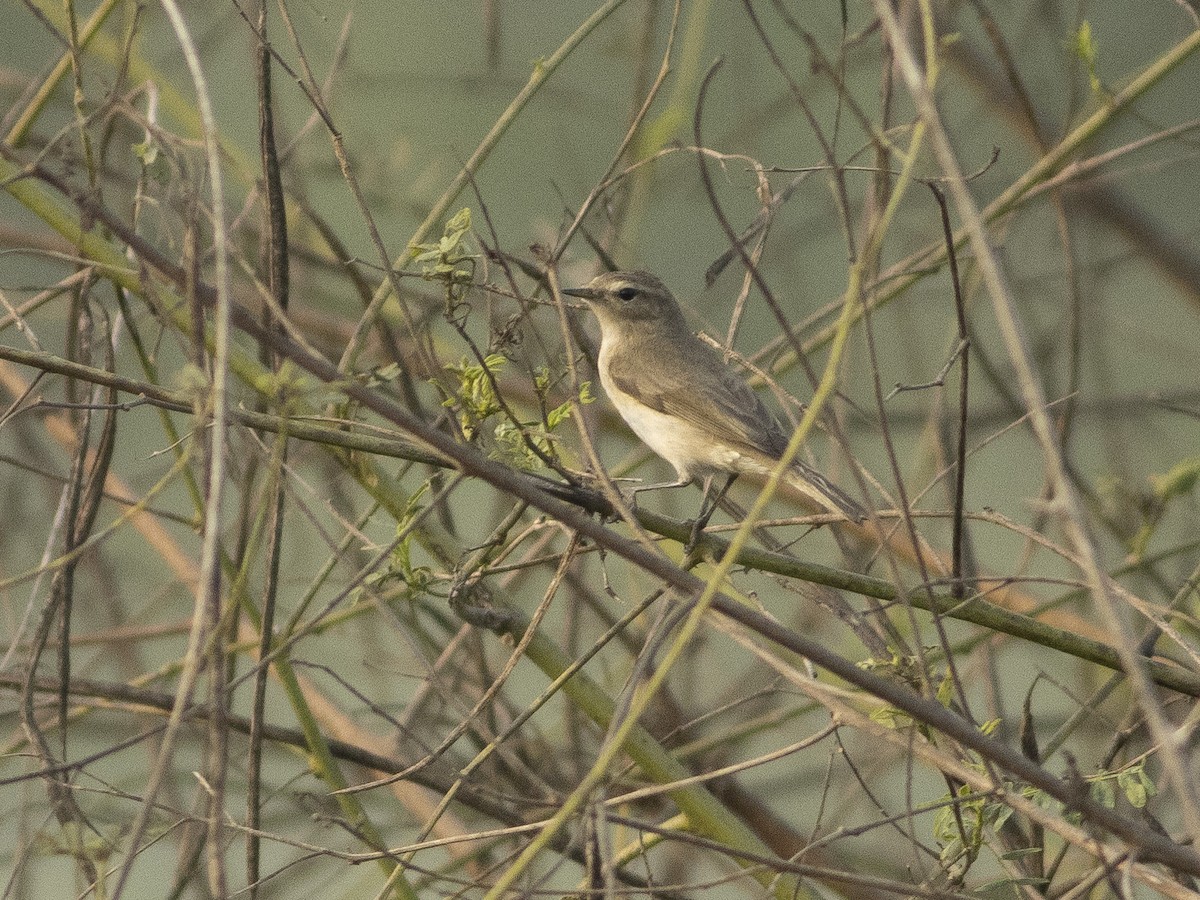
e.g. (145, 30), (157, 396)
(608, 334), (866, 520)
(605, 334), (789, 461)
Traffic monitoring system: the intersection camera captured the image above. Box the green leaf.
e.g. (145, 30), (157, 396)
(1150, 455), (1200, 501)
(378, 482), (437, 600)
(408, 208), (478, 296)
(545, 398), (575, 430)
(936, 673), (955, 707)
(132, 138), (158, 166)
(1071, 21), (1103, 96)
(1115, 765), (1157, 808)
(1091, 778), (1116, 809)
(441, 354), (507, 439)
(1000, 846), (1043, 861)
(1118, 770), (1147, 808)
(867, 706), (908, 729)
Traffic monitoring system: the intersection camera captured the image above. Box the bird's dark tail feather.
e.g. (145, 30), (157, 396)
(788, 461), (866, 522)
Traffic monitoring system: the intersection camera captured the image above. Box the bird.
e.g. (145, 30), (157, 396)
(562, 270), (865, 528)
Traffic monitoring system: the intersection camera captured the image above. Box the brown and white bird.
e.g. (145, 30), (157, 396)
(563, 270), (864, 523)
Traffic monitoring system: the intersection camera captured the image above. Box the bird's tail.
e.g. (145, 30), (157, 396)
(787, 461), (866, 522)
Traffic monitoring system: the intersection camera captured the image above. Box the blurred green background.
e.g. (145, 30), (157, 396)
(2, 1), (1200, 898)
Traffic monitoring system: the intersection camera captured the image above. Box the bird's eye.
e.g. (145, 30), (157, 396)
(615, 287), (639, 301)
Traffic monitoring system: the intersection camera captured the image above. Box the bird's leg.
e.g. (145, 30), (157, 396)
(628, 476), (694, 510)
(687, 473), (737, 552)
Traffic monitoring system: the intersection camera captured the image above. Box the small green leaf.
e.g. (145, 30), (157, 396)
(868, 706), (908, 728)
(1091, 778), (1116, 809)
(545, 398), (575, 430)
(1114, 765), (1157, 808)
(368, 363), (402, 385)
(374, 482), (437, 601)
(132, 138), (158, 166)
(991, 802), (1015, 832)
(1150, 455), (1200, 501)
(1118, 770), (1148, 808)
(936, 673), (955, 707)
(441, 354), (507, 439)
(408, 208), (478, 298)
(1070, 21), (1103, 96)
(1000, 846), (1043, 861)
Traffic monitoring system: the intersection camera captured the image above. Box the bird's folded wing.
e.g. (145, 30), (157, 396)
(607, 351), (789, 461)
(609, 347), (865, 519)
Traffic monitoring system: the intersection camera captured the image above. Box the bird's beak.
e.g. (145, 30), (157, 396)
(560, 286), (596, 300)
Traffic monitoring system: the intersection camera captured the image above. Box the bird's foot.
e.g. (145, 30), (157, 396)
(600, 477), (644, 522)
(682, 473), (730, 555)
(683, 518), (707, 556)
(682, 508), (719, 556)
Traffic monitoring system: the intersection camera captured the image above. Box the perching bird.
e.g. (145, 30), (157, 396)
(563, 270), (864, 524)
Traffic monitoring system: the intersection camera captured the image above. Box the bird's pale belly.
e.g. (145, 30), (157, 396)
(603, 375), (763, 482)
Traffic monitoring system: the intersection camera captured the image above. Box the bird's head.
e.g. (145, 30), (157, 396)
(562, 270), (687, 331)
